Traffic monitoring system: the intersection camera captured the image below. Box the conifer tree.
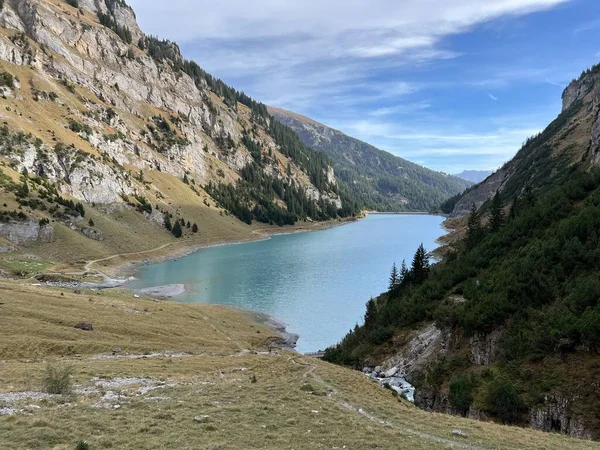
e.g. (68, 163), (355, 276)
(489, 191), (504, 232)
(172, 220), (183, 238)
(410, 244), (430, 285)
(399, 259), (409, 284)
(192, 223), (198, 233)
(364, 299), (377, 328)
(466, 204), (483, 250)
(389, 263), (399, 291)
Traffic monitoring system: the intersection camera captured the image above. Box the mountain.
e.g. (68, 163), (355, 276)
(0, 0), (364, 272)
(324, 63), (600, 439)
(269, 106), (472, 212)
(453, 170), (492, 184)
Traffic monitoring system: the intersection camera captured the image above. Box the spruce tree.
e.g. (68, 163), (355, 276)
(466, 204), (483, 250)
(172, 221), (183, 238)
(410, 244), (430, 285)
(399, 259), (409, 285)
(163, 213), (172, 231)
(489, 191), (504, 232)
(192, 223), (198, 233)
(389, 263), (399, 291)
(364, 298), (377, 328)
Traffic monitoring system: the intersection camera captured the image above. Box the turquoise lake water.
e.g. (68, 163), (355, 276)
(126, 214), (445, 353)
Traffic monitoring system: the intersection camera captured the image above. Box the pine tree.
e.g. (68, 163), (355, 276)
(389, 263), (399, 291)
(88, 218), (95, 227)
(489, 191), (504, 232)
(192, 223), (198, 233)
(172, 221), (183, 238)
(399, 259), (409, 285)
(183, 173), (189, 185)
(364, 298), (377, 328)
(186, 221), (191, 228)
(163, 213), (172, 231)
(410, 244), (430, 285)
(466, 204), (483, 250)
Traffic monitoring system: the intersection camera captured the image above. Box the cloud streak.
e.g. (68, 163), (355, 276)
(127, 0), (576, 173)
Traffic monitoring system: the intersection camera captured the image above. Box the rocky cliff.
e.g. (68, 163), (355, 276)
(0, 0), (346, 261)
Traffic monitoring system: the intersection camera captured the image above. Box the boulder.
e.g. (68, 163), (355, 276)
(75, 322), (93, 331)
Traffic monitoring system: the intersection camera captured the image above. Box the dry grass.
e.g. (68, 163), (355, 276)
(0, 280), (598, 450)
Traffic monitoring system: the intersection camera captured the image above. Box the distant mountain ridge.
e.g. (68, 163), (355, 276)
(453, 170), (492, 184)
(269, 106), (472, 212)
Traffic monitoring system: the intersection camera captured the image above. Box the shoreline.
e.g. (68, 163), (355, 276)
(108, 217), (358, 280)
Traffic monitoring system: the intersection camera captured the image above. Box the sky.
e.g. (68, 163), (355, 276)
(127, 0), (600, 174)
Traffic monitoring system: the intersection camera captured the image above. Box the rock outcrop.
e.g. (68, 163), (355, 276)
(0, 221), (53, 245)
(530, 394), (592, 439)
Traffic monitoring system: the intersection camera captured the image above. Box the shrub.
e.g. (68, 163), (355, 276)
(66, 0), (79, 7)
(449, 375), (475, 415)
(0, 71), (14, 88)
(42, 364), (73, 394)
(74, 441), (90, 450)
(486, 378), (524, 424)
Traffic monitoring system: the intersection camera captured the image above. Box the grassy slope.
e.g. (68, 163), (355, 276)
(0, 280), (597, 449)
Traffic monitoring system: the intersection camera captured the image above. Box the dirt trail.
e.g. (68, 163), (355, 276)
(288, 355), (483, 450)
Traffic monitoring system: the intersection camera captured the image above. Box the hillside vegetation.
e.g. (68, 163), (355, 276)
(324, 64), (600, 439)
(269, 106), (472, 211)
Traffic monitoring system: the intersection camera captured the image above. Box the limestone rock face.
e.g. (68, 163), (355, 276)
(562, 72), (595, 112)
(0, 0), (337, 218)
(530, 394), (592, 439)
(0, 221), (53, 245)
(469, 327), (503, 366)
(378, 323), (454, 381)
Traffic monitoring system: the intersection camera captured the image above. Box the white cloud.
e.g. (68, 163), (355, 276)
(488, 93), (498, 101)
(128, 0), (571, 85)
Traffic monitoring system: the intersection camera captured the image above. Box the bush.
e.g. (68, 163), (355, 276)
(42, 364), (73, 394)
(66, 0), (79, 7)
(74, 441), (90, 450)
(486, 378), (524, 424)
(449, 375), (475, 415)
(0, 71), (14, 88)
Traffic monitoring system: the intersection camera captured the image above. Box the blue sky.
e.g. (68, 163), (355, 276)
(128, 0), (600, 174)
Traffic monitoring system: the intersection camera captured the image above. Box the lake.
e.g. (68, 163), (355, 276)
(126, 214), (445, 353)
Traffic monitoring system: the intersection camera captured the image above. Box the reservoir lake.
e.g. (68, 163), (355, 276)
(126, 214), (445, 353)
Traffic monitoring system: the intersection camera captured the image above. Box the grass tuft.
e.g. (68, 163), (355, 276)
(42, 364), (73, 395)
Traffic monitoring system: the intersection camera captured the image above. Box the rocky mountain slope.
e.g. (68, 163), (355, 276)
(0, 0), (357, 272)
(269, 106), (472, 211)
(324, 63), (600, 440)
